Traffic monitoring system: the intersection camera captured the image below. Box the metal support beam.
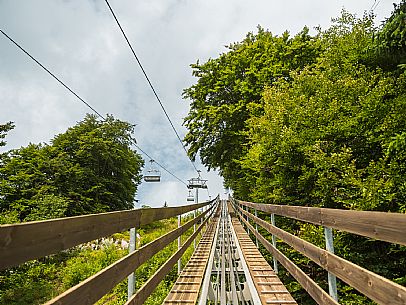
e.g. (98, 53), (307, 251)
(194, 188), (199, 249)
(127, 227), (136, 299)
(178, 214), (182, 275)
(255, 209), (259, 248)
(270, 213), (278, 274)
(127, 199), (139, 300)
(324, 227), (338, 301)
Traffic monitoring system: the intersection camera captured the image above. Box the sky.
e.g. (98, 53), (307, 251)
(0, 0), (399, 208)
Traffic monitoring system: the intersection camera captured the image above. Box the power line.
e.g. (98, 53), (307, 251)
(0, 29), (106, 121)
(0, 28), (187, 186)
(133, 144), (187, 186)
(370, 0), (381, 12)
(104, 0), (200, 175)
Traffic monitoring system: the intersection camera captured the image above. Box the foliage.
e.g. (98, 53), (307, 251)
(0, 122), (14, 148)
(183, 26), (322, 191)
(0, 114), (144, 222)
(184, 6), (406, 305)
(374, 0), (406, 71)
(0, 216), (197, 305)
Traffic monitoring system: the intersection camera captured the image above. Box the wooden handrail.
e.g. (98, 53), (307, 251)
(0, 201), (212, 270)
(237, 199), (406, 246)
(236, 204), (406, 305)
(44, 204), (215, 305)
(125, 203), (219, 305)
(236, 208), (339, 305)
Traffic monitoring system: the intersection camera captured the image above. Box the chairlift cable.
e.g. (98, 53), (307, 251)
(0, 29), (105, 120)
(0, 29), (188, 187)
(104, 0), (200, 175)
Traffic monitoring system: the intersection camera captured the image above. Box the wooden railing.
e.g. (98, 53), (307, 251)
(0, 197), (219, 305)
(233, 199), (406, 305)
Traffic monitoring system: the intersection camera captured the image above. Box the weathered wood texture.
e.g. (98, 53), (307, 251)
(164, 204), (221, 304)
(237, 205), (406, 305)
(44, 205), (215, 305)
(237, 200), (406, 246)
(234, 206), (339, 305)
(125, 204), (217, 305)
(230, 204), (298, 305)
(0, 201), (211, 270)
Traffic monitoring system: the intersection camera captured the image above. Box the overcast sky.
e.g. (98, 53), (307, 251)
(0, 0), (398, 207)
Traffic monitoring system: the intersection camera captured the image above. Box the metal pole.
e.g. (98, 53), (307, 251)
(270, 213), (278, 274)
(324, 227), (338, 301)
(127, 199), (139, 300)
(178, 214), (182, 274)
(194, 188), (198, 249)
(255, 209), (259, 248)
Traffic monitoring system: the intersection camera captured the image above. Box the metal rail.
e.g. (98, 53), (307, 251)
(230, 202), (297, 305)
(235, 199), (406, 305)
(164, 203), (221, 304)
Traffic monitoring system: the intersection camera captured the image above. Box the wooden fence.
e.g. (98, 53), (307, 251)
(0, 197), (219, 305)
(233, 199), (406, 305)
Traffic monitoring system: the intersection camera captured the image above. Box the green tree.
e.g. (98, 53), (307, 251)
(0, 122), (14, 148)
(49, 114), (144, 215)
(373, 0), (406, 71)
(0, 114), (144, 222)
(184, 7), (406, 304)
(183, 26), (321, 194)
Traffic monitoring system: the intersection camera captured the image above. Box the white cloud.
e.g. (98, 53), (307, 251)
(0, 0), (398, 207)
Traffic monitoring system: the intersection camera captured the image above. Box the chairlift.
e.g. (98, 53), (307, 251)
(144, 159), (161, 182)
(187, 177), (208, 189)
(187, 190), (195, 202)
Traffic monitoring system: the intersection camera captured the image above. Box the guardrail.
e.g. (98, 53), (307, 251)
(0, 197), (219, 305)
(232, 198), (406, 305)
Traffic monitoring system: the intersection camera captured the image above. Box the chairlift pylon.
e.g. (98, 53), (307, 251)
(144, 159), (161, 182)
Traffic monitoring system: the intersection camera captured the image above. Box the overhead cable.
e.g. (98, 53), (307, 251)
(0, 29), (106, 120)
(104, 0), (200, 175)
(370, 0), (381, 11)
(0, 28), (187, 186)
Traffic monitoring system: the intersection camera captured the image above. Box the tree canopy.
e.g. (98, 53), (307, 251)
(0, 114), (144, 222)
(183, 4), (406, 304)
(183, 26), (321, 192)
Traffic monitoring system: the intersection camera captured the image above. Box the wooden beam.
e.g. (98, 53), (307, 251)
(125, 206), (215, 305)
(44, 205), (216, 305)
(0, 202), (210, 270)
(237, 206), (406, 305)
(237, 200), (406, 246)
(240, 215), (339, 305)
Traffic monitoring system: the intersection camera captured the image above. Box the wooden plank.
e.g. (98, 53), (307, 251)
(232, 215), (297, 305)
(125, 207), (214, 305)
(164, 206), (220, 304)
(238, 207), (406, 305)
(240, 216), (339, 305)
(237, 200), (406, 246)
(44, 206), (214, 305)
(0, 201), (210, 270)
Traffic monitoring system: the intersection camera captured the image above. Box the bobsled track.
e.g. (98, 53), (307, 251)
(1, 196), (406, 305)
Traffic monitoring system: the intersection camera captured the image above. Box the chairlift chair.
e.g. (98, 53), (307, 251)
(187, 177), (208, 189)
(144, 159), (161, 182)
(187, 190), (195, 202)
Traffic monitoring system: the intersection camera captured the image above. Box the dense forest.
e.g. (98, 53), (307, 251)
(184, 2), (405, 304)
